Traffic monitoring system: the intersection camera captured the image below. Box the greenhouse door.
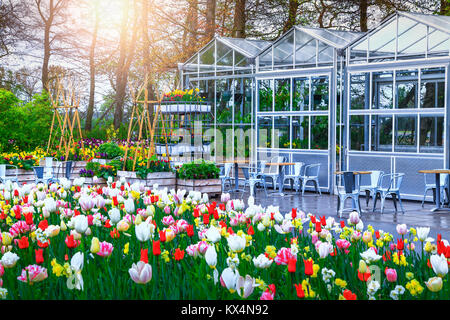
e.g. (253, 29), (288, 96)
(255, 68), (336, 193)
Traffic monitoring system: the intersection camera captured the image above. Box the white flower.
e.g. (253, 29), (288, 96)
(253, 254), (273, 269)
(67, 252), (84, 291)
(227, 234), (246, 253)
(135, 221), (151, 242)
(108, 207), (121, 225)
(206, 227), (221, 243)
(1, 251), (20, 268)
(73, 215), (89, 234)
(318, 241), (333, 259)
(430, 254), (448, 277)
(360, 248), (382, 263)
(416, 227), (430, 242)
(396, 224), (408, 235)
(321, 267), (336, 283)
(128, 261), (152, 284)
(124, 198), (135, 214)
(236, 274), (256, 298)
(220, 267), (239, 293)
(367, 280), (380, 296)
(0, 288), (8, 299)
(205, 245), (217, 269)
(226, 256), (240, 269)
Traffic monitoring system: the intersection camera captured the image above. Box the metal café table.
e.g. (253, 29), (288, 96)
(266, 162), (295, 196)
(418, 169), (450, 212)
(335, 171), (372, 212)
(223, 160), (249, 193)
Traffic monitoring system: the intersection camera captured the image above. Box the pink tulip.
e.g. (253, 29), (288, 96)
(162, 215), (175, 226)
(385, 268), (397, 282)
(129, 261), (152, 284)
(396, 224), (408, 235)
(96, 241), (114, 257)
(336, 239), (351, 250)
(260, 290), (274, 300)
(17, 265), (48, 284)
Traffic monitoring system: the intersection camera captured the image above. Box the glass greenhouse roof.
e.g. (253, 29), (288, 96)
(348, 12), (450, 63)
(181, 37), (272, 76)
(258, 26), (363, 70)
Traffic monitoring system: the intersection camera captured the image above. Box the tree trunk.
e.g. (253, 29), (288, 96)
(42, 21), (51, 91)
(85, 1), (99, 132)
(359, 0), (368, 32)
(283, 0), (298, 33)
(441, 0), (450, 15)
(233, 0), (246, 38)
(205, 0), (216, 41)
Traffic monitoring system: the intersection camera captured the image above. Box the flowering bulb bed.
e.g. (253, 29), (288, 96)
(0, 179), (448, 300)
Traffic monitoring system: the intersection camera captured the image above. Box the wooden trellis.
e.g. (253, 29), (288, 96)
(46, 79), (85, 161)
(122, 77), (170, 171)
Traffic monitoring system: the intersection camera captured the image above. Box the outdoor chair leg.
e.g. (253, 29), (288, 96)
(315, 179), (321, 195)
(392, 193), (398, 213)
(337, 196), (340, 215)
(422, 188), (427, 207)
(380, 195), (386, 214)
(365, 190), (370, 207)
(358, 196), (362, 214)
(397, 193), (405, 214)
(372, 192), (379, 212)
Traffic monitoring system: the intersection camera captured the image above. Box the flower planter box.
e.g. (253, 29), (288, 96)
(117, 171), (176, 189)
(176, 178), (222, 197)
(91, 158), (108, 165)
(157, 102), (211, 114)
(82, 177), (107, 187)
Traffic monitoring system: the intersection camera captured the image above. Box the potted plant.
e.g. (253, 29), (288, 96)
(94, 142), (124, 164)
(176, 159), (221, 196)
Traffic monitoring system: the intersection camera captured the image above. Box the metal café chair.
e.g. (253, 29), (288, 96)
(360, 170), (384, 207)
(33, 166), (57, 185)
(56, 161), (74, 180)
(0, 164), (19, 184)
(282, 162), (305, 193)
(262, 156), (285, 191)
(337, 171), (362, 218)
(299, 163), (321, 195)
(219, 163), (233, 192)
(372, 173), (405, 214)
(421, 172), (449, 207)
(239, 166), (268, 198)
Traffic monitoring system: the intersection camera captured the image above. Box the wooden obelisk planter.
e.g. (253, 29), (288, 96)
(176, 178), (222, 197)
(116, 171), (176, 189)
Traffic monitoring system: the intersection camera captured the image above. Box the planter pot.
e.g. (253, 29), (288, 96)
(117, 171), (176, 189)
(92, 158), (108, 165)
(177, 178), (222, 197)
(157, 102), (212, 114)
(83, 177), (107, 187)
(5, 168), (35, 184)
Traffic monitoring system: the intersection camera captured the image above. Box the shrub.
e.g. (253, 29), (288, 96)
(97, 142), (124, 159)
(176, 159), (220, 180)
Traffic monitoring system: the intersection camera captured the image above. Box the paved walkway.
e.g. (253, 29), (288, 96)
(229, 189), (450, 241)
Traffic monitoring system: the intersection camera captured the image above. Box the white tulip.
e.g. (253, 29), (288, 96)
(108, 207), (121, 225)
(236, 275), (256, 298)
(220, 267), (239, 293)
(206, 227), (221, 243)
(360, 248), (382, 263)
(135, 221), (151, 242)
(73, 215), (89, 234)
(430, 254), (448, 277)
(124, 198), (135, 214)
(227, 234), (246, 253)
(1, 251), (20, 268)
(205, 245), (217, 269)
(416, 227), (430, 242)
(253, 254), (273, 269)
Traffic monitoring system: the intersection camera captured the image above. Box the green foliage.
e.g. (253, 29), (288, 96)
(0, 89), (52, 152)
(176, 159), (220, 180)
(97, 142), (124, 159)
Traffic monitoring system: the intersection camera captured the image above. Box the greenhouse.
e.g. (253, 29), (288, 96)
(179, 11), (450, 199)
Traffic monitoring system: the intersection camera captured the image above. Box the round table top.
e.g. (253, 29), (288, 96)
(334, 171), (372, 175)
(221, 160), (250, 164)
(418, 169), (450, 174)
(266, 162), (295, 166)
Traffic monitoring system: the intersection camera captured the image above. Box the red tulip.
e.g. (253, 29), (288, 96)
(320, 216), (326, 226)
(112, 196), (118, 206)
(35, 249), (44, 264)
(25, 213), (33, 225)
(396, 238), (404, 251)
(38, 219), (48, 231)
(288, 258), (297, 273)
(247, 225), (255, 236)
(153, 240), (161, 256)
(203, 214), (209, 225)
(292, 208), (297, 219)
(18, 236), (29, 249)
(294, 283), (304, 298)
(304, 258), (314, 276)
(340, 220), (345, 228)
(174, 248), (185, 261)
(315, 222), (322, 233)
(343, 289), (357, 300)
(140, 249), (149, 263)
(159, 230), (166, 242)
(186, 224), (194, 237)
(65, 235), (79, 248)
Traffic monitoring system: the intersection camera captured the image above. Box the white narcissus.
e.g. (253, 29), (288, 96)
(129, 261), (152, 284)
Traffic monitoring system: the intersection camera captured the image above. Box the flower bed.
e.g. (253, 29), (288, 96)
(0, 180), (448, 300)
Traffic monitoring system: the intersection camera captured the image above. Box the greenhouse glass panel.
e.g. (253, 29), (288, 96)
(293, 77), (309, 111)
(216, 40), (233, 69)
(216, 79), (233, 124)
(257, 116), (272, 148)
(396, 16), (426, 56)
(396, 69), (418, 109)
(371, 115), (392, 152)
(350, 73), (370, 110)
(274, 116), (290, 148)
(259, 50), (273, 71)
(234, 78), (252, 124)
(368, 19), (396, 60)
(273, 32), (294, 69)
(292, 116), (309, 149)
(420, 67), (445, 108)
(428, 29), (449, 56)
(372, 71), (393, 109)
(234, 124), (252, 159)
(394, 115), (417, 152)
(310, 116), (328, 149)
(258, 79), (273, 112)
(350, 37), (368, 64)
(350, 115), (369, 151)
(317, 40), (334, 65)
(274, 79), (290, 112)
(294, 30), (317, 67)
(311, 76), (329, 111)
(419, 115), (444, 153)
